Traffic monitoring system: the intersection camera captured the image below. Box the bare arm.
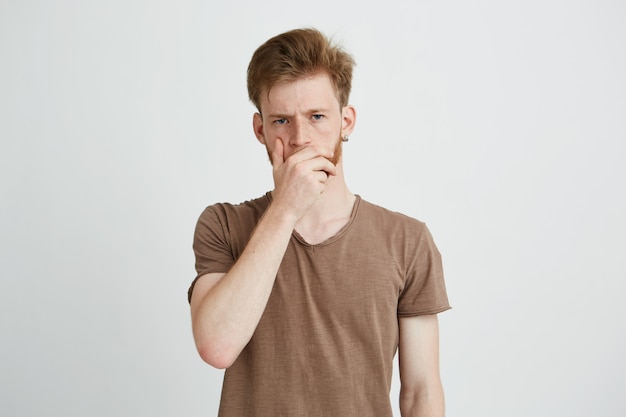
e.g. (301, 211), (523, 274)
(190, 204), (296, 369)
(398, 314), (445, 417)
(190, 139), (336, 369)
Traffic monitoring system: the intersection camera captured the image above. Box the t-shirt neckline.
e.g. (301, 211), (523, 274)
(265, 192), (362, 248)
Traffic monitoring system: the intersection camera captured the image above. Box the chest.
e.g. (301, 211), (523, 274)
(261, 238), (405, 335)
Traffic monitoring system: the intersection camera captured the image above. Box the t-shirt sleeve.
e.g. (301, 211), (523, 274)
(397, 223), (450, 316)
(188, 205), (235, 302)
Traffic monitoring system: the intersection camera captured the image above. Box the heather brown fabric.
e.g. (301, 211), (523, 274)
(190, 193), (450, 417)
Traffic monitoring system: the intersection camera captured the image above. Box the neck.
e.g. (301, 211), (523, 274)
(293, 162), (356, 244)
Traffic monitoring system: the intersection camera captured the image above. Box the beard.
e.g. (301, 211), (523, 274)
(328, 133), (343, 165)
(265, 133), (343, 166)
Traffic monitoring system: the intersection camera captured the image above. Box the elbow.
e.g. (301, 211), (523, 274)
(191, 312), (245, 369)
(199, 350), (236, 370)
(196, 341), (240, 369)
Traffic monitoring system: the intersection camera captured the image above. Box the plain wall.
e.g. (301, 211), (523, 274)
(1, 1), (625, 416)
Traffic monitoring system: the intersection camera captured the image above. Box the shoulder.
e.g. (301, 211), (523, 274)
(198, 193), (271, 224)
(357, 197), (428, 233)
(354, 198), (439, 257)
(195, 193), (271, 244)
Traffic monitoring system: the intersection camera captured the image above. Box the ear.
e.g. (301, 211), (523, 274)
(341, 105), (357, 137)
(253, 112), (266, 145)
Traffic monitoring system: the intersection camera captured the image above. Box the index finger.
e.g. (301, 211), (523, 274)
(271, 138), (285, 170)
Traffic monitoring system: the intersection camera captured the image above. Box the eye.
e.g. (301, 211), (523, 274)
(273, 118), (287, 125)
(311, 114), (324, 121)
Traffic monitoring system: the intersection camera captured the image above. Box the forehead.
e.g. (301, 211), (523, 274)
(261, 73), (340, 114)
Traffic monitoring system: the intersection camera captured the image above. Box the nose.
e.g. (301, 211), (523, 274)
(289, 118), (310, 147)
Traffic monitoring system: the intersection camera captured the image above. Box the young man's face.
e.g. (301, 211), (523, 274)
(253, 73), (354, 166)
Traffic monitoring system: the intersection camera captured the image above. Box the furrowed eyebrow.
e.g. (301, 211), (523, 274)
(265, 108), (332, 119)
(267, 113), (291, 119)
(308, 108), (330, 114)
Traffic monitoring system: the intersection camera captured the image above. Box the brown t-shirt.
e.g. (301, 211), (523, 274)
(190, 193), (450, 417)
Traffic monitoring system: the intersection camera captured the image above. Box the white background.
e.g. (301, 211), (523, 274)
(1, 1), (625, 416)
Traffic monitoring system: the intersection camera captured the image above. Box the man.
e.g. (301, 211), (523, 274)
(188, 28), (450, 416)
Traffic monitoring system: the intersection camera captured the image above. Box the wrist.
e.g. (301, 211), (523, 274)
(263, 200), (300, 232)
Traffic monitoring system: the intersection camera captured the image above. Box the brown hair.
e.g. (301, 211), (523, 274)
(247, 28), (355, 112)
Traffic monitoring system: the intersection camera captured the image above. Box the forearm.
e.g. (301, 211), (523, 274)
(192, 139), (337, 368)
(399, 382), (445, 417)
(191, 203), (297, 368)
